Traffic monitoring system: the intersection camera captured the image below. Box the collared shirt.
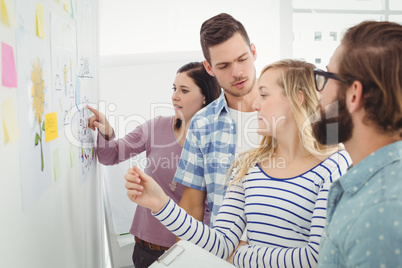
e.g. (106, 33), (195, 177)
(318, 141), (402, 268)
(174, 91), (237, 226)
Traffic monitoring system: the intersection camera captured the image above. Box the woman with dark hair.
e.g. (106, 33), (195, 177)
(87, 61), (221, 268)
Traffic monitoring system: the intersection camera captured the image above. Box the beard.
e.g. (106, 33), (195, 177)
(312, 90), (354, 145)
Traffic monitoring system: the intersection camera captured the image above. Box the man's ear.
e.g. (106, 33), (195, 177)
(347, 80), (364, 113)
(203, 60), (215, 77)
(250, 43), (257, 62)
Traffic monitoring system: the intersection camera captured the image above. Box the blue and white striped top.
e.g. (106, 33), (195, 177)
(154, 150), (351, 268)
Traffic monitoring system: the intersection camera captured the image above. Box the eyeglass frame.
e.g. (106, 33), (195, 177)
(314, 68), (356, 92)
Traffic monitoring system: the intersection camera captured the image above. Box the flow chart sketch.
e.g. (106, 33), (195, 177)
(16, 15), (53, 210)
(77, 95), (96, 183)
(76, 0), (95, 78)
(50, 13), (76, 129)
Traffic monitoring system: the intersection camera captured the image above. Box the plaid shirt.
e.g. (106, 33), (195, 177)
(174, 91), (236, 226)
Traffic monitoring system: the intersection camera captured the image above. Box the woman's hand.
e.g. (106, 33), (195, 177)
(87, 105), (114, 140)
(125, 166), (169, 213)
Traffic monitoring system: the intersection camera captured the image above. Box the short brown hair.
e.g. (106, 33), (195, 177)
(200, 13), (251, 63)
(338, 20), (402, 135)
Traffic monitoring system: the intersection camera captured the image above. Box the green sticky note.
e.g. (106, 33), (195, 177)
(53, 148), (61, 181)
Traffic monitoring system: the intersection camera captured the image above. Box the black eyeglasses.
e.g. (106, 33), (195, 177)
(314, 68), (355, 91)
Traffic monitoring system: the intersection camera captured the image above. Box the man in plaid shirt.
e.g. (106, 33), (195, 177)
(174, 13), (260, 227)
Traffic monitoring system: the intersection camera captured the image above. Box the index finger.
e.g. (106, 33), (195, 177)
(86, 105), (99, 116)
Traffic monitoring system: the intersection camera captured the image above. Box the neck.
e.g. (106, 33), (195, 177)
(174, 118), (191, 146)
(344, 124), (400, 166)
(274, 126), (307, 162)
(225, 84), (258, 112)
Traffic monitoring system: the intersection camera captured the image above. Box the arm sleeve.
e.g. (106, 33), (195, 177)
(153, 182), (247, 260)
(173, 117), (207, 191)
(232, 150), (351, 268)
(96, 121), (148, 166)
(344, 201), (402, 267)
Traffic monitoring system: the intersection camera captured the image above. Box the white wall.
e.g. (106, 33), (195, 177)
(99, 0), (292, 77)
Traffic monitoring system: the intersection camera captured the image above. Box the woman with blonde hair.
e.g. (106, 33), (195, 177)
(124, 59), (351, 267)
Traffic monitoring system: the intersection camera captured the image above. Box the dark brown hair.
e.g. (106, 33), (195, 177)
(338, 20), (402, 135)
(174, 62), (221, 129)
(200, 13), (251, 63)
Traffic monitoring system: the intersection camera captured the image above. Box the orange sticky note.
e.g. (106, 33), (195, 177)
(1, 97), (20, 144)
(2, 42), (18, 88)
(0, 0), (9, 25)
(45, 112), (58, 142)
(36, 2), (44, 39)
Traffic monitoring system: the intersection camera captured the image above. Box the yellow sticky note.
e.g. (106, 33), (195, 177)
(36, 2), (44, 39)
(45, 112), (58, 142)
(1, 97), (20, 144)
(2, 119), (9, 143)
(0, 0), (9, 26)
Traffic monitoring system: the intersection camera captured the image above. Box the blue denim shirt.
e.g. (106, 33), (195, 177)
(318, 141), (402, 268)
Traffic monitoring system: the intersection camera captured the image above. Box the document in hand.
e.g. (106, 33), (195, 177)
(149, 240), (236, 268)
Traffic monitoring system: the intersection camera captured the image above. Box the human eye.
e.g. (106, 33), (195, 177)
(218, 64), (228, 70)
(239, 57), (248, 62)
(182, 89), (189, 93)
(259, 89), (267, 98)
(172, 86), (177, 91)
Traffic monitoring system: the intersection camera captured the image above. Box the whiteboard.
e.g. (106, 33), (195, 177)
(0, 0), (103, 267)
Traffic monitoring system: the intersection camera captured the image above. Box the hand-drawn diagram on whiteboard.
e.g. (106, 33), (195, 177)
(77, 96), (96, 183)
(16, 1), (53, 210)
(76, 0), (95, 78)
(50, 14), (76, 129)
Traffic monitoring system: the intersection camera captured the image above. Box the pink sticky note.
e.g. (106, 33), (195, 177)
(1, 42), (17, 88)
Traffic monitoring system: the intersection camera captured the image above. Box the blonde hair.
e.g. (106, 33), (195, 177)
(228, 59), (339, 186)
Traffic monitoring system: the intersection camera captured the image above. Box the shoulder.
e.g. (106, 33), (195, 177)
(322, 149), (352, 172)
(149, 115), (174, 128)
(192, 93), (227, 122)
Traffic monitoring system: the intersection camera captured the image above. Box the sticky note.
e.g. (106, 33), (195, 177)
(2, 119), (9, 143)
(1, 97), (20, 144)
(2, 42), (18, 88)
(36, 2), (44, 39)
(45, 112), (58, 142)
(53, 148), (61, 180)
(70, 0), (73, 18)
(63, 0), (70, 13)
(0, 0), (9, 25)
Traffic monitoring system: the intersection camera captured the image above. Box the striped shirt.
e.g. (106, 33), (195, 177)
(154, 150), (351, 268)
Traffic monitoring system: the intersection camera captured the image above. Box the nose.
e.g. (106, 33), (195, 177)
(252, 97), (260, 111)
(232, 62), (243, 78)
(172, 90), (179, 100)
